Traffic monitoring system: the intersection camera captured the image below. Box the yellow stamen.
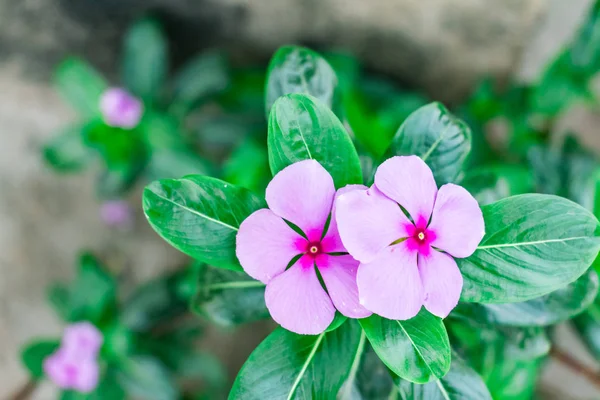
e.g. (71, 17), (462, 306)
(309, 246), (319, 254)
(417, 232), (425, 241)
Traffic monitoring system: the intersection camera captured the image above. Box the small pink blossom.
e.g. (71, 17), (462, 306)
(100, 200), (133, 228)
(236, 160), (371, 335)
(335, 156), (485, 320)
(99, 88), (143, 129)
(43, 322), (103, 393)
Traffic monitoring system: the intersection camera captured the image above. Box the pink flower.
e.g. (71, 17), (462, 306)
(43, 322), (103, 393)
(99, 88), (143, 129)
(335, 156), (485, 320)
(236, 160), (371, 335)
(100, 200), (133, 228)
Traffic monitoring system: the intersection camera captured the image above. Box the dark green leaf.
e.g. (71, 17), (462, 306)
(143, 176), (265, 271)
(122, 18), (167, 102)
(359, 310), (451, 383)
(459, 194), (600, 303)
(268, 93), (362, 188)
(396, 354), (492, 400)
(54, 58), (107, 117)
(265, 46), (338, 116)
(21, 340), (60, 379)
(118, 356), (177, 400)
(388, 102), (471, 185)
(230, 320), (362, 399)
(453, 270), (598, 326)
(43, 125), (91, 172)
(192, 265), (268, 326)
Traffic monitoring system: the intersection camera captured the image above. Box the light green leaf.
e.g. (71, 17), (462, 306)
(388, 102), (471, 185)
(143, 176), (265, 271)
(43, 124), (91, 172)
(459, 194), (600, 303)
(359, 310), (451, 384)
(54, 58), (107, 117)
(268, 93), (362, 188)
(21, 340), (60, 379)
(230, 321), (362, 399)
(118, 356), (177, 400)
(265, 45), (338, 116)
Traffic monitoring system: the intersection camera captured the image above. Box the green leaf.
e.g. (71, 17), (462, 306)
(359, 310), (451, 384)
(388, 102), (471, 185)
(230, 320), (362, 399)
(118, 356), (177, 400)
(61, 371), (126, 400)
(459, 194), (600, 303)
(573, 280), (600, 360)
(268, 93), (362, 188)
(461, 164), (533, 205)
(171, 51), (229, 112)
(43, 124), (91, 172)
(223, 138), (270, 195)
(54, 58), (107, 117)
(396, 354), (492, 400)
(453, 270), (598, 327)
(265, 46), (338, 116)
(122, 18), (167, 102)
(192, 265), (268, 326)
(143, 176), (265, 271)
(21, 340), (60, 379)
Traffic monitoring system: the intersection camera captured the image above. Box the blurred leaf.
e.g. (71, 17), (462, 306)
(568, 0), (600, 76)
(388, 102), (471, 185)
(171, 51), (229, 112)
(223, 138), (270, 194)
(461, 164), (533, 205)
(453, 270), (599, 327)
(268, 93), (362, 188)
(61, 371), (126, 400)
(192, 265), (268, 326)
(43, 124), (91, 172)
(122, 18), (167, 103)
(359, 310), (451, 384)
(118, 356), (177, 400)
(218, 67), (265, 113)
(230, 320), (362, 399)
(323, 51), (360, 94)
(459, 194), (600, 303)
(21, 340), (60, 379)
(143, 176), (265, 271)
(54, 58), (107, 117)
(176, 351), (227, 398)
(396, 354), (492, 400)
(573, 295), (600, 360)
(265, 46), (338, 116)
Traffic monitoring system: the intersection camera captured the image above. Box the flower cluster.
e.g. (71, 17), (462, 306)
(43, 322), (103, 393)
(236, 156), (484, 334)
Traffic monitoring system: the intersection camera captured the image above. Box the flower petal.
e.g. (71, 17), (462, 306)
(317, 254), (372, 318)
(357, 242), (424, 320)
(418, 250), (463, 318)
(236, 209), (305, 284)
(72, 361), (100, 393)
(429, 183), (485, 258)
(43, 351), (72, 389)
(265, 256), (336, 335)
(266, 159), (335, 237)
(336, 186), (410, 263)
(62, 322), (103, 358)
(322, 184), (369, 253)
(374, 156), (437, 222)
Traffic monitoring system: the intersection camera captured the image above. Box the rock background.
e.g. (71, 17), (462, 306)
(0, 0), (599, 398)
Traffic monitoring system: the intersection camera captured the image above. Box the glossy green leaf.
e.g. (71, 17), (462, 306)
(192, 265), (268, 326)
(359, 310), (451, 383)
(143, 176), (265, 271)
(388, 102), (471, 185)
(338, 341), (394, 400)
(54, 58), (107, 117)
(122, 18), (167, 102)
(118, 356), (177, 400)
(265, 46), (338, 115)
(230, 320), (362, 399)
(459, 194), (600, 303)
(453, 270), (598, 326)
(396, 354), (491, 400)
(43, 124), (91, 172)
(268, 93), (362, 187)
(21, 340), (60, 379)
(171, 51), (229, 112)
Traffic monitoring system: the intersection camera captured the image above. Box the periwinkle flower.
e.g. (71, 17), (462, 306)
(236, 160), (371, 335)
(43, 322), (103, 393)
(336, 156), (484, 320)
(100, 200), (133, 228)
(99, 88), (143, 129)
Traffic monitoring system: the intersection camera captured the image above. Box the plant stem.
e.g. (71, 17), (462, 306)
(550, 346), (600, 389)
(9, 379), (37, 400)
